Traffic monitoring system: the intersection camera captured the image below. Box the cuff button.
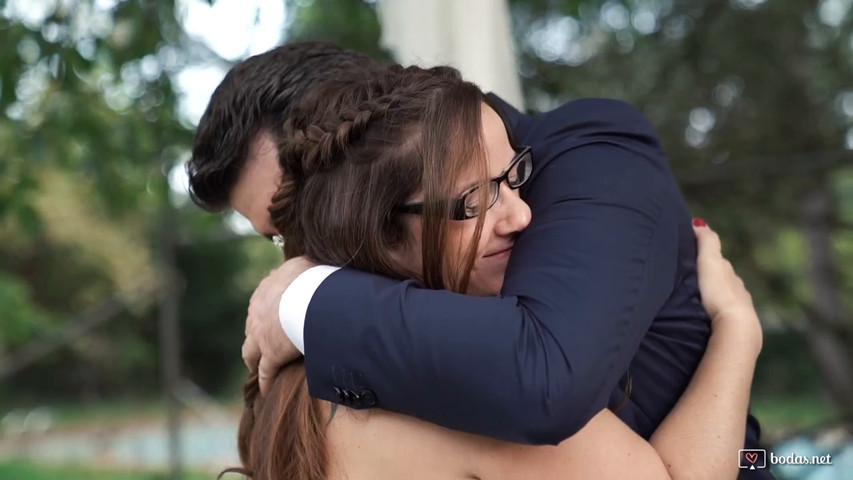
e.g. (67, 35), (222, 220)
(359, 390), (377, 407)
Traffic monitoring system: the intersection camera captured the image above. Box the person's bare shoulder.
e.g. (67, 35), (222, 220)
(324, 403), (671, 479)
(324, 403), (480, 479)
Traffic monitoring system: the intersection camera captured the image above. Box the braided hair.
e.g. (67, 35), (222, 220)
(268, 65), (488, 289)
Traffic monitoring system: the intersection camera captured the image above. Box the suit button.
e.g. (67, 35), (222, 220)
(341, 389), (352, 405)
(333, 387), (344, 402)
(359, 390), (377, 407)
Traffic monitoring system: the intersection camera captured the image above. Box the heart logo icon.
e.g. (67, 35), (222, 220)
(745, 452), (758, 464)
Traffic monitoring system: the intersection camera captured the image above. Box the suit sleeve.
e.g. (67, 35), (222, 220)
(303, 99), (680, 445)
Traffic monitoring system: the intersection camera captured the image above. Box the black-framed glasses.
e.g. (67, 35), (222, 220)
(396, 146), (533, 221)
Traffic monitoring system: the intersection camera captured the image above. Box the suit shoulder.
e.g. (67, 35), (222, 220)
(523, 98), (668, 172)
(544, 98), (656, 133)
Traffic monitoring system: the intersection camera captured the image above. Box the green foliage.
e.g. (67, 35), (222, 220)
(177, 238), (265, 394)
(0, 459), (210, 480)
(501, 0), (853, 403)
(0, 0), (240, 401)
(0, 272), (53, 348)
(754, 331), (824, 396)
(286, 0), (394, 63)
(751, 393), (838, 444)
(1, 0), (191, 227)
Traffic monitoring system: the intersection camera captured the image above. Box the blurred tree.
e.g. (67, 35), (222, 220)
(286, 0), (393, 61)
(0, 0), (281, 401)
(506, 0), (853, 410)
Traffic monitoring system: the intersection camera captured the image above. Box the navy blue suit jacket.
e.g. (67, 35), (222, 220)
(302, 96), (769, 477)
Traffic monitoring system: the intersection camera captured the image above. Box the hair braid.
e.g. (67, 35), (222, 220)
(268, 76), (430, 257)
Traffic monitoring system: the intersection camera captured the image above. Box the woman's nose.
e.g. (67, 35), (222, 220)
(493, 184), (531, 235)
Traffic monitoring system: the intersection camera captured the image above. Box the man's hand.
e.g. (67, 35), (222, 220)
(243, 255), (315, 395)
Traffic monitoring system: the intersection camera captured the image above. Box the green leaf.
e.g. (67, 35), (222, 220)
(14, 203), (44, 238)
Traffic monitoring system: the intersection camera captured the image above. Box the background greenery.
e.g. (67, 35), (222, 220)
(1, 0), (851, 476)
(0, 459), (209, 480)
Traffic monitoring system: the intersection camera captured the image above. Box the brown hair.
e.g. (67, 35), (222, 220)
(272, 65), (488, 290)
(221, 368), (325, 480)
(227, 65), (491, 480)
(188, 42), (384, 211)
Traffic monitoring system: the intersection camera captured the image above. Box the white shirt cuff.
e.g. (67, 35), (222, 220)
(278, 265), (341, 354)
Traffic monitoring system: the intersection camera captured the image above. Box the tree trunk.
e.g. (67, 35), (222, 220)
(800, 181), (853, 411)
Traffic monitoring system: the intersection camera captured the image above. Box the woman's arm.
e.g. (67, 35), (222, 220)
(470, 221), (761, 479)
(648, 221), (762, 478)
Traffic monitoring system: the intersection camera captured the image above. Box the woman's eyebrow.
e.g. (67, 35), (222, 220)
(456, 152), (516, 194)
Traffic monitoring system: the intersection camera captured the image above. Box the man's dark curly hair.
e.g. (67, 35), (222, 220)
(187, 42), (384, 211)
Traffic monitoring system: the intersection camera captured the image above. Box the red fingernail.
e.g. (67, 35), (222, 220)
(693, 218), (707, 227)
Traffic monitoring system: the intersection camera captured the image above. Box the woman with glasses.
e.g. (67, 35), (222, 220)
(223, 65), (762, 480)
(395, 145), (532, 220)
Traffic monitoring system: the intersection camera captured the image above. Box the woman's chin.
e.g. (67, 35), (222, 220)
(466, 274), (504, 297)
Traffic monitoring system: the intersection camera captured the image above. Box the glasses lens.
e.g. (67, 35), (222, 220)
(508, 151), (532, 188)
(463, 186), (482, 218)
(462, 182), (500, 218)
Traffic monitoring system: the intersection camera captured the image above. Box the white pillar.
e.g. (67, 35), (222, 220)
(377, 0), (524, 109)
